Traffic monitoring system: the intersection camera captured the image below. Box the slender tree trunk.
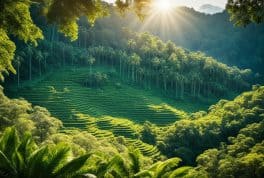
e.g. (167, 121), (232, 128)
(39, 59), (41, 77)
(163, 76), (167, 91)
(89, 64), (92, 75)
(63, 46), (65, 67)
(29, 55), (32, 81)
(175, 80), (178, 98)
(181, 80), (184, 99)
(51, 26), (55, 55)
(119, 58), (122, 77)
(44, 58), (47, 71)
(17, 64), (20, 87)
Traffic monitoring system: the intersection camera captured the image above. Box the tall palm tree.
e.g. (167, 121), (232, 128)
(42, 52), (49, 72)
(0, 127), (92, 178)
(25, 45), (34, 81)
(129, 53), (141, 82)
(87, 56), (96, 75)
(35, 50), (43, 77)
(14, 54), (23, 88)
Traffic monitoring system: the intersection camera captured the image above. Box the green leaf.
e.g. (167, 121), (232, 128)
(0, 151), (17, 177)
(54, 154), (90, 177)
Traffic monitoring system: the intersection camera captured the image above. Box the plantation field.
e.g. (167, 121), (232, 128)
(5, 67), (216, 157)
(6, 67), (212, 125)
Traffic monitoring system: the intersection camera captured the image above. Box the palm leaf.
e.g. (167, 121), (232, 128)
(155, 158), (182, 178)
(54, 154), (90, 178)
(11, 150), (25, 176)
(46, 145), (71, 174)
(17, 133), (37, 163)
(27, 147), (49, 178)
(134, 170), (154, 178)
(0, 128), (19, 159)
(108, 155), (129, 177)
(96, 161), (108, 177)
(128, 149), (141, 174)
(0, 151), (17, 177)
(168, 166), (193, 178)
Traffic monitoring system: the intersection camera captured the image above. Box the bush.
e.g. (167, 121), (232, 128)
(83, 72), (108, 88)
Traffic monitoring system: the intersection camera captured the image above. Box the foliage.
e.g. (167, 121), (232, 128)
(140, 121), (157, 145)
(226, 0), (264, 26)
(84, 72), (108, 88)
(0, 127), (92, 178)
(0, 86), (62, 142)
(0, 29), (16, 81)
(9, 31), (252, 99)
(160, 85), (264, 164)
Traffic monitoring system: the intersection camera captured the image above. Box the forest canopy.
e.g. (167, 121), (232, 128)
(1, 0), (264, 81)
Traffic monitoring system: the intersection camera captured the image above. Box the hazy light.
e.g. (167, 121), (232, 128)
(152, 0), (174, 13)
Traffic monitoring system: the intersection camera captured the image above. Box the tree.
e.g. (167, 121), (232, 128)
(0, 29), (16, 81)
(35, 50), (43, 77)
(226, 0), (264, 26)
(42, 52), (49, 71)
(25, 45), (34, 81)
(13, 54), (23, 87)
(87, 56), (96, 75)
(129, 53), (141, 82)
(140, 121), (157, 145)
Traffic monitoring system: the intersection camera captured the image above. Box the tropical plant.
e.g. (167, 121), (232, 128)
(0, 127), (92, 178)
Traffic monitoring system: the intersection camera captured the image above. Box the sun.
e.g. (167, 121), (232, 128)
(153, 0), (173, 12)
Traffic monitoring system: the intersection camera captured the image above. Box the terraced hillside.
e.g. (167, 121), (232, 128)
(5, 67), (213, 158)
(6, 67), (196, 125)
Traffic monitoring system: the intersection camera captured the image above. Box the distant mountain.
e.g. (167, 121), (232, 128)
(198, 4), (224, 14)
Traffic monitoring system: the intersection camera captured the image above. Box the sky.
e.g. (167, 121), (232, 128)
(104, 0), (228, 9)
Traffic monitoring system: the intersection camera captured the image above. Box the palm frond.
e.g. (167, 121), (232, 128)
(128, 149), (141, 174)
(27, 147), (49, 178)
(109, 155), (129, 177)
(54, 154), (91, 178)
(46, 145), (71, 174)
(0, 151), (17, 177)
(134, 170), (154, 178)
(168, 166), (193, 178)
(17, 133), (37, 163)
(0, 127), (19, 159)
(155, 157), (182, 178)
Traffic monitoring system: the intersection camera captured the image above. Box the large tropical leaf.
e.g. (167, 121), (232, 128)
(54, 154), (91, 178)
(168, 166), (193, 178)
(0, 151), (17, 177)
(0, 127), (19, 159)
(27, 147), (49, 178)
(17, 133), (37, 163)
(155, 157), (182, 178)
(134, 170), (154, 178)
(108, 155), (129, 177)
(128, 149), (141, 174)
(45, 145), (71, 175)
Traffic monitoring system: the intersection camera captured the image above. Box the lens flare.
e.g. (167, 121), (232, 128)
(153, 0), (173, 12)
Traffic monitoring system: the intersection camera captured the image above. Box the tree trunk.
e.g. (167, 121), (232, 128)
(63, 46), (65, 67)
(39, 59), (42, 77)
(119, 58), (122, 77)
(89, 64), (92, 75)
(29, 55), (32, 81)
(17, 64), (20, 87)
(175, 80), (178, 98)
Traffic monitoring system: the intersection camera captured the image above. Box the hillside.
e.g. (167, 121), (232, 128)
(1, 1), (264, 177)
(60, 6), (264, 76)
